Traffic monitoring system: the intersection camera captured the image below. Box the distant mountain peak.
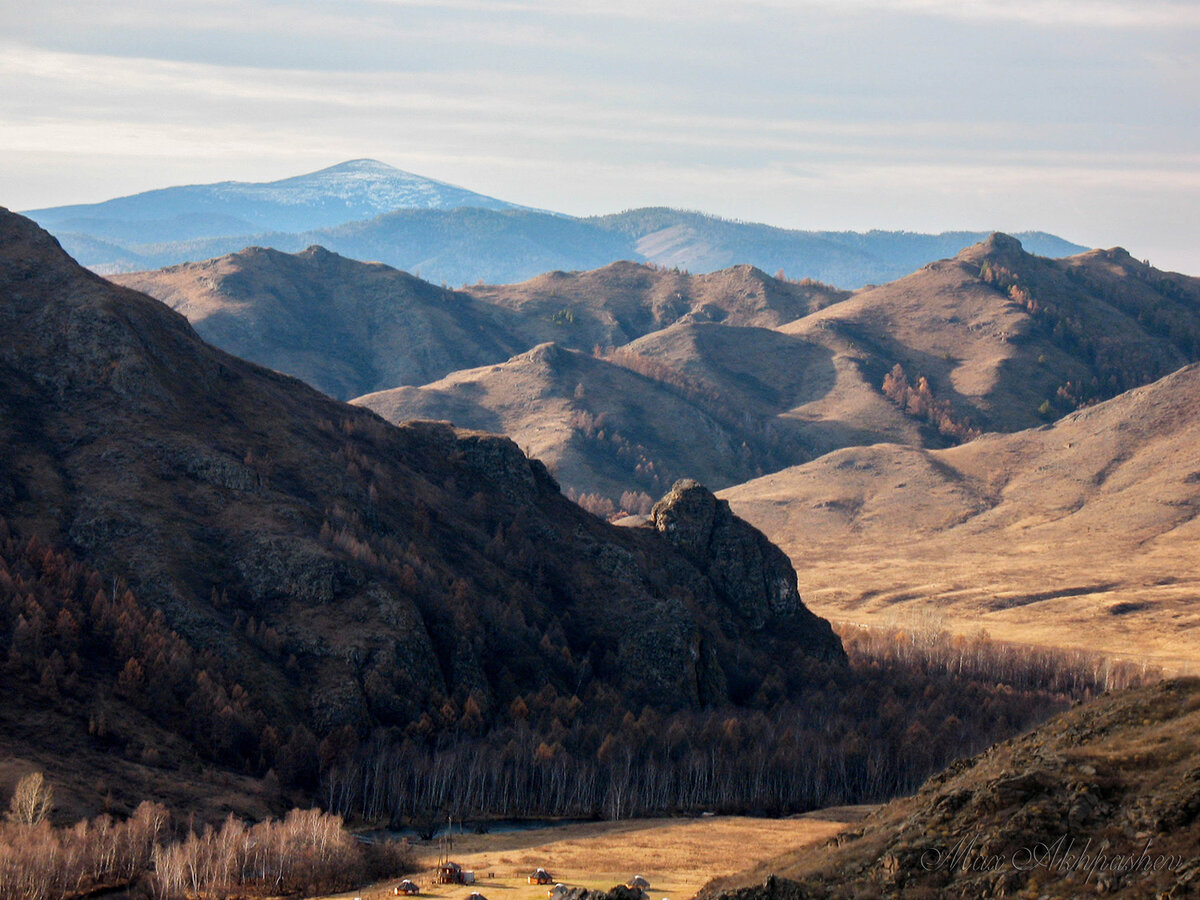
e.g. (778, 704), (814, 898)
(317, 158), (398, 173)
(266, 158), (425, 187)
(23, 160), (530, 246)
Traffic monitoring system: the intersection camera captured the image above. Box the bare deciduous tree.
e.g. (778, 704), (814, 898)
(7, 772), (53, 826)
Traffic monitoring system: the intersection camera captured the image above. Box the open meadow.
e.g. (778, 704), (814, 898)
(317, 812), (871, 900)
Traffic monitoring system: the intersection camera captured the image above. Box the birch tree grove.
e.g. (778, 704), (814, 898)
(312, 624), (1155, 825)
(0, 799), (409, 900)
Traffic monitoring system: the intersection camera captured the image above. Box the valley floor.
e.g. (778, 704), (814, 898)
(317, 812), (873, 900)
(794, 543), (1199, 677)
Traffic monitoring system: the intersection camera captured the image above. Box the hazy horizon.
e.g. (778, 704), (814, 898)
(2, 0), (1197, 275)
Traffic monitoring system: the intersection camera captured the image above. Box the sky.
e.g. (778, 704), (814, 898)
(1, 0), (1198, 274)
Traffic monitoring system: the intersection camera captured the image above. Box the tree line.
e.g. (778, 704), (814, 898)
(313, 622), (1155, 825)
(881, 363), (980, 442)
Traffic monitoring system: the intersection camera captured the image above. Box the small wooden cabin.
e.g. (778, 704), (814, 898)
(528, 868), (554, 885)
(437, 862), (466, 885)
(394, 880), (420, 896)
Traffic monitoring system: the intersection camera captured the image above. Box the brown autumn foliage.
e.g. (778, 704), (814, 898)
(566, 489), (618, 519)
(6, 773), (53, 827)
(0, 520), (273, 773)
(565, 488), (654, 519)
(152, 807), (411, 898)
(837, 621), (1154, 696)
(881, 363), (981, 442)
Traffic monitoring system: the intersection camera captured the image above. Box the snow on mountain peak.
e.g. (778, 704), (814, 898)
(216, 159), (517, 213)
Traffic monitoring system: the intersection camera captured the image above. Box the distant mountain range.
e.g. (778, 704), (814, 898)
(24, 159), (1088, 287)
(116, 234), (1200, 515)
(24, 159), (536, 241)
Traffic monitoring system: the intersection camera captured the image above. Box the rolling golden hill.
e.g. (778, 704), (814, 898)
(721, 361), (1200, 672)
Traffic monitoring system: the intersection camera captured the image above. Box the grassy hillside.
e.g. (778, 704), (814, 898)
(355, 342), (784, 504)
(468, 261), (847, 349)
(722, 361), (1200, 673)
(114, 245), (527, 399)
(783, 233), (1200, 437)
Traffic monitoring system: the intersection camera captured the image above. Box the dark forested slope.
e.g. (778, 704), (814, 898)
(0, 207), (844, 815)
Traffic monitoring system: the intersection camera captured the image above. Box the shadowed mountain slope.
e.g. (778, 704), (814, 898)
(0, 207), (844, 812)
(113, 254), (847, 400)
(113, 244), (527, 399)
(707, 677), (1200, 900)
(722, 361), (1200, 671)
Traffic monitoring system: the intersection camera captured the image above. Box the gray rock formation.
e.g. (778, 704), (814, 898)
(649, 479), (844, 661)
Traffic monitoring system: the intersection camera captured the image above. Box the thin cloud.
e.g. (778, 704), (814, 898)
(2, 40), (1192, 174)
(780, 0), (1200, 28)
(364, 0), (1200, 28)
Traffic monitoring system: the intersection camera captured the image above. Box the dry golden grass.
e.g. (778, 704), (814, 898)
(316, 812), (870, 900)
(722, 363), (1200, 676)
(793, 545), (1199, 677)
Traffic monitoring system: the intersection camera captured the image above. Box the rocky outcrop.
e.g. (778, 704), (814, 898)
(649, 479), (844, 661)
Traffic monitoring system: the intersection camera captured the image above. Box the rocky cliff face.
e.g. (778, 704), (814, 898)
(650, 479), (843, 660)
